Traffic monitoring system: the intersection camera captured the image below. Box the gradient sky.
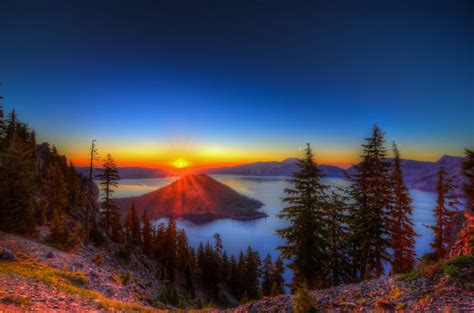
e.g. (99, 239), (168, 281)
(0, 0), (472, 168)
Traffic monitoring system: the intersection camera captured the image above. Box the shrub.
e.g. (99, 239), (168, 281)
(90, 225), (107, 247)
(62, 271), (89, 285)
(120, 272), (132, 285)
(445, 255), (474, 267)
(293, 283), (316, 313)
(442, 264), (459, 277)
(195, 297), (203, 309)
(66, 222), (85, 249)
(395, 303), (406, 310)
(398, 269), (422, 281)
(2, 294), (31, 306)
(421, 252), (438, 266)
(156, 285), (179, 306)
(92, 254), (104, 267)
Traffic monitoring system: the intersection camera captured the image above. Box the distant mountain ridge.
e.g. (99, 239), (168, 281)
(201, 158), (345, 177)
(346, 155), (466, 193)
(81, 155), (466, 193)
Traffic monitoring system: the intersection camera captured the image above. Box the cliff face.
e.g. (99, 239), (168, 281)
(115, 174), (266, 221)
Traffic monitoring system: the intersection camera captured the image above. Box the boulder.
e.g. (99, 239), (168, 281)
(1, 248), (17, 261)
(46, 251), (55, 259)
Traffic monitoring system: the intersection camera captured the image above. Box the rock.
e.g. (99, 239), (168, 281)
(46, 251), (55, 258)
(1, 247), (17, 261)
(73, 262), (83, 269)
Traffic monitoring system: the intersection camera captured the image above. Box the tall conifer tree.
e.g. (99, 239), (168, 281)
(277, 143), (328, 290)
(428, 160), (459, 260)
(0, 110), (37, 233)
(97, 153), (121, 238)
(463, 149), (474, 213)
(456, 149), (474, 256)
(142, 210), (153, 255)
(40, 162), (69, 223)
(261, 254), (275, 297)
(326, 191), (352, 286)
(125, 204), (141, 246)
(271, 257), (285, 296)
(347, 124), (391, 280)
(388, 143), (417, 273)
(164, 216), (178, 282)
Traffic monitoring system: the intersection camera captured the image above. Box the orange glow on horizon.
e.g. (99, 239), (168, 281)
(57, 140), (462, 170)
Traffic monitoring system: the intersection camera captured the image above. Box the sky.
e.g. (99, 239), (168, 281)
(0, 0), (472, 169)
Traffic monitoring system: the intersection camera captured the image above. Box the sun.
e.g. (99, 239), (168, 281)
(173, 159), (188, 169)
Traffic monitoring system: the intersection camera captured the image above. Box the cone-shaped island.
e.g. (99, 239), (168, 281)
(115, 174), (266, 222)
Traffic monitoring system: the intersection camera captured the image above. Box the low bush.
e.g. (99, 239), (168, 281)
(398, 269), (422, 282)
(442, 264), (459, 277)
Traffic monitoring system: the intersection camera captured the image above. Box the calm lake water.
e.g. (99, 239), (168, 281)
(113, 175), (437, 282)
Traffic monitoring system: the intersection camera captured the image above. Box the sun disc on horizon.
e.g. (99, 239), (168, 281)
(173, 159), (188, 169)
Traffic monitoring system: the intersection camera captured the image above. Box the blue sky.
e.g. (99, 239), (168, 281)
(0, 0), (472, 167)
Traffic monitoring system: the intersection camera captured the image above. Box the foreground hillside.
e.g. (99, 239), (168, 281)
(115, 174), (266, 221)
(228, 258), (474, 312)
(0, 232), (166, 312)
(1, 232), (473, 312)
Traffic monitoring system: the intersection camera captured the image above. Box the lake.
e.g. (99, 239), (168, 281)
(112, 175), (437, 282)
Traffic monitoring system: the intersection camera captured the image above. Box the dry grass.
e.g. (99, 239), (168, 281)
(0, 292), (32, 306)
(0, 257), (163, 312)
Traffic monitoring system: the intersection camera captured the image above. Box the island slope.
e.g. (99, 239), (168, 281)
(115, 174), (266, 221)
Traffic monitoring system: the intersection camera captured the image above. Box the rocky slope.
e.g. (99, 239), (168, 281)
(0, 231), (166, 312)
(224, 257), (474, 312)
(115, 174), (266, 221)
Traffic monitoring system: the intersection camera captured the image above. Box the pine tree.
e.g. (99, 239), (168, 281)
(65, 162), (85, 213)
(235, 250), (246, 299)
(0, 110), (37, 233)
(177, 229), (190, 270)
(4, 109), (18, 144)
(47, 209), (67, 246)
(229, 254), (241, 298)
(242, 246), (261, 300)
(97, 154), (121, 238)
(388, 143), (417, 273)
(221, 251), (230, 283)
(326, 191), (352, 286)
(293, 282), (315, 313)
(164, 216), (178, 282)
(125, 204), (141, 246)
(463, 149), (474, 213)
(142, 210), (153, 255)
(154, 222), (167, 276)
(261, 254), (275, 297)
(455, 149), (474, 256)
(40, 162), (69, 223)
(277, 143), (328, 290)
(213, 233), (223, 256)
(0, 105), (5, 145)
(428, 160), (459, 260)
(271, 257), (285, 296)
(347, 125), (392, 280)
